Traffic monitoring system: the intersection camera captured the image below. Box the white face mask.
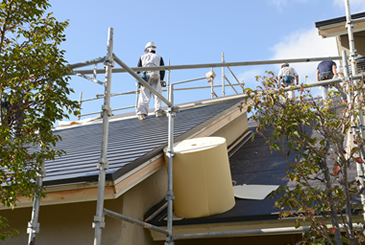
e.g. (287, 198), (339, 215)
(148, 47), (157, 52)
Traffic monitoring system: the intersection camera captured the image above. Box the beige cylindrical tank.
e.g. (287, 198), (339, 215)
(164, 137), (235, 219)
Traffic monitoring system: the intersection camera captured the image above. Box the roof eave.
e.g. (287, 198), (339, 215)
(315, 12), (365, 38)
(315, 12), (365, 28)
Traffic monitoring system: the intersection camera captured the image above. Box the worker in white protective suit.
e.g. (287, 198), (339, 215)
(136, 42), (166, 120)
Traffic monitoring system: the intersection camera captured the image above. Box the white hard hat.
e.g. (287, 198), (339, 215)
(145, 42), (157, 52)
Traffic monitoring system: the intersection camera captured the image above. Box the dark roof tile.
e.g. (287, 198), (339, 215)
(43, 100), (240, 186)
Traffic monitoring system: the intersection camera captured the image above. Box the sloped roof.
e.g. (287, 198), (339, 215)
(43, 100), (240, 187)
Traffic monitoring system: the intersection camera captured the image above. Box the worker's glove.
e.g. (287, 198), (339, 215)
(333, 74), (338, 79)
(138, 72), (147, 81)
(136, 72), (147, 86)
(160, 80), (166, 87)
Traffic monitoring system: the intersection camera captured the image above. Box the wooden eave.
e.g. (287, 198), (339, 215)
(317, 18), (365, 38)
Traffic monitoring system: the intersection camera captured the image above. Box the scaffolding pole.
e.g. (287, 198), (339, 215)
(135, 85), (140, 111)
(167, 60), (171, 101)
(71, 56), (342, 75)
(93, 27), (114, 245)
(77, 91), (83, 121)
(224, 75), (239, 94)
(172, 77), (347, 112)
(171, 223), (365, 240)
(165, 83), (175, 245)
(27, 164), (45, 245)
(344, 0), (365, 221)
(171, 76), (206, 85)
(162, 84), (241, 92)
(172, 226), (311, 240)
(27, 80), (53, 245)
(72, 72), (104, 86)
(227, 66), (245, 91)
(345, 0), (357, 75)
(78, 105), (134, 118)
(222, 52), (225, 97)
(69, 56), (106, 69)
(103, 208), (170, 235)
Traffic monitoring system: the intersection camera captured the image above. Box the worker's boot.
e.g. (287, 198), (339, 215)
(155, 110), (166, 118)
(138, 114), (146, 120)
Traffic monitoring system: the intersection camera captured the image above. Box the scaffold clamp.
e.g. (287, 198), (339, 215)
(27, 222), (40, 234)
(97, 158), (109, 170)
(165, 190), (175, 200)
(93, 215), (105, 228)
(101, 105), (112, 116)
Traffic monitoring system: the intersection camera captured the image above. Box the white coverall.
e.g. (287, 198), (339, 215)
(278, 66), (298, 100)
(136, 52), (164, 116)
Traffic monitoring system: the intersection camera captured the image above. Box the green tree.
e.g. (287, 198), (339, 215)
(0, 0), (79, 240)
(246, 71), (365, 244)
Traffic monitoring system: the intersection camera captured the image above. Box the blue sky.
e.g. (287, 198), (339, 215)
(48, 0), (365, 122)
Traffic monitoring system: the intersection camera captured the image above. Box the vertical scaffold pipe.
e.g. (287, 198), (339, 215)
(165, 84), (175, 245)
(344, 3), (365, 202)
(170, 84), (174, 106)
(94, 64), (98, 79)
(77, 91), (83, 121)
(93, 27), (114, 245)
(27, 165), (45, 245)
(342, 51), (351, 104)
(222, 52), (225, 97)
(210, 67), (215, 98)
(343, 50), (365, 220)
(27, 80), (52, 245)
(345, 0), (357, 74)
(167, 60), (171, 101)
(135, 85), (140, 111)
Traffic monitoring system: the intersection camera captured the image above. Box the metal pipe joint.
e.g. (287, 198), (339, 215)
(165, 191), (175, 201)
(93, 215), (106, 228)
(97, 158), (109, 170)
(101, 105), (112, 117)
(27, 222), (40, 234)
(36, 165), (46, 178)
(165, 151), (175, 158)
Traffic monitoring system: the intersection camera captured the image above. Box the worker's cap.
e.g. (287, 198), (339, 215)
(145, 42), (157, 52)
(281, 63), (289, 68)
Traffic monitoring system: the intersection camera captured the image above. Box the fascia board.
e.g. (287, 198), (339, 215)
(318, 20), (365, 38)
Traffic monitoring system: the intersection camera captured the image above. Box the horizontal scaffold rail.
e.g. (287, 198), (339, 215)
(172, 76), (358, 111)
(69, 56), (106, 69)
(103, 208), (170, 236)
(69, 56), (342, 75)
(171, 223), (364, 240)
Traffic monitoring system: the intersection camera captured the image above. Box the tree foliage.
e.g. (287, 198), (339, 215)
(0, 0), (79, 239)
(246, 71), (365, 244)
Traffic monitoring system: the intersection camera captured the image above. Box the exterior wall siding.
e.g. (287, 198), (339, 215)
(0, 166), (168, 245)
(338, 31), (365, 57)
